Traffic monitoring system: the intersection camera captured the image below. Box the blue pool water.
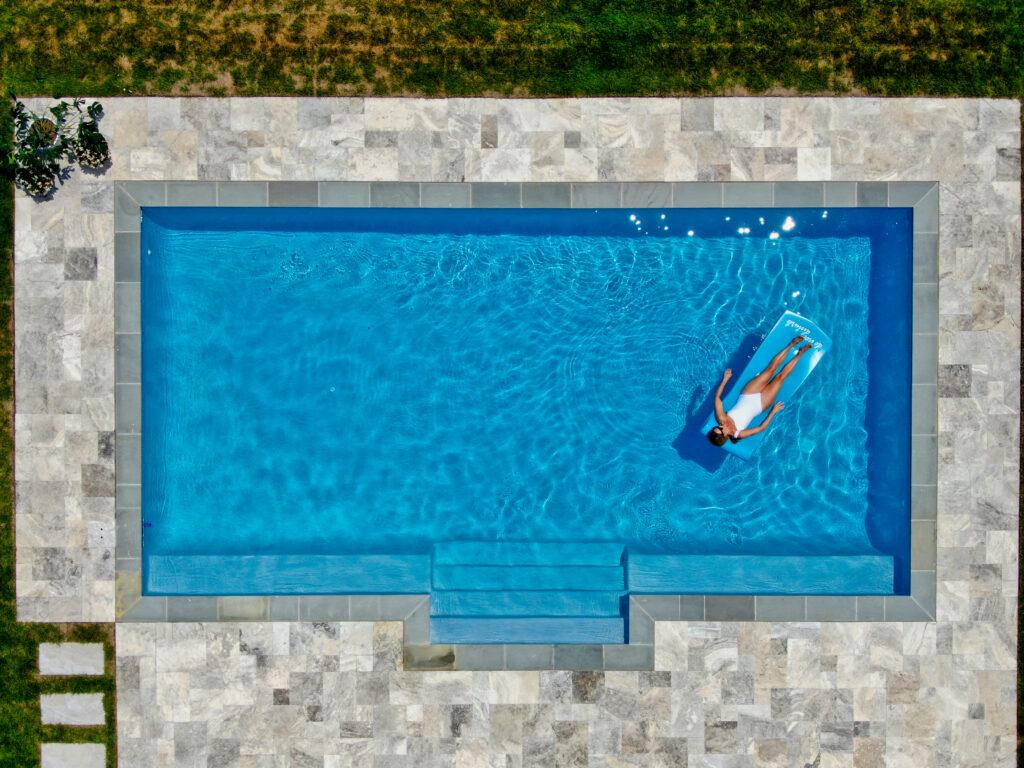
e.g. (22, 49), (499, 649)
(141, 206), (912, 603)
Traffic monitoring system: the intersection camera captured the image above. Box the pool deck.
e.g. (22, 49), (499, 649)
(13, 97), (1020, 766)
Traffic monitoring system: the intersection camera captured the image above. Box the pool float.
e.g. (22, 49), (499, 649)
(703, 310), (831, 460)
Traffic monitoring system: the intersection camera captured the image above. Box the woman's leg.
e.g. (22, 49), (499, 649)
(759, 343), (811, 408)
(741, 336), (804, 394)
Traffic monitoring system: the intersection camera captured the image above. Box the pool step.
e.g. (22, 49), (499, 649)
(433, 541), (624, 567)
(429, 541), (628, 645)
(432, 564), (625, 592)
(431, 589), (625, 617)
(431, 617), (626, 645)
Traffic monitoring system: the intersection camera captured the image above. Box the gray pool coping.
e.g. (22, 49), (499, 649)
(114, 180), (938, 671)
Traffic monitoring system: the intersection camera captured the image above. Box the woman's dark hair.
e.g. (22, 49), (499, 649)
(707, 427), (728, 447)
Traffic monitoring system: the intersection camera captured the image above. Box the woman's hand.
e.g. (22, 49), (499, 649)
(771, 402), (785, 414)
(722, 368), (732, 381)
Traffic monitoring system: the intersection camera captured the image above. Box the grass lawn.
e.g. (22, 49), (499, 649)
(0, 0), (1022, 764)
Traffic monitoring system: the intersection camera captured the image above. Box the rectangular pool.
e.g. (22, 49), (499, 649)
(140, 206), (912, 610)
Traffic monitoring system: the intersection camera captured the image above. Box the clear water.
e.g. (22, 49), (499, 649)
(142, 207), (911, 590)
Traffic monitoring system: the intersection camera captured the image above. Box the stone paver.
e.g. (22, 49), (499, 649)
(41, 743), (106, 768)
(38, 643), (105, 676)
(40, 693), (105, 726)
(9, 96), (1019, 766)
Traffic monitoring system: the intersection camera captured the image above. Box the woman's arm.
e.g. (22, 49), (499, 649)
(737, 402), (784, 439)
(713, 369), (732, 423)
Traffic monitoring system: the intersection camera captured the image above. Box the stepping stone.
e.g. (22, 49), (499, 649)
(41, 743), (105, 768)
(38, 643), (105, 676)
(40, 693), (105, 726)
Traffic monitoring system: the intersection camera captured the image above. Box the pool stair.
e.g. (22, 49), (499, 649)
(429, 542), (627, 644)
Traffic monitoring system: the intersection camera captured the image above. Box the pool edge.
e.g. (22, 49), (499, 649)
(114, 181), (938, 670)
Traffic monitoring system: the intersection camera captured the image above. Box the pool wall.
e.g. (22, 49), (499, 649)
(113, 180), (937, 667)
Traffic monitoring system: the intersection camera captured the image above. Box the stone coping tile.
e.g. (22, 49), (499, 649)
(114, 181), (938, 645)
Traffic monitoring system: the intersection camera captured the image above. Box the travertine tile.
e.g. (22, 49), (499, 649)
(12, 97), (1019, 767)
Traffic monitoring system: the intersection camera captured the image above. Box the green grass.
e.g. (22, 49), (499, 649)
(0, 0), (1021, 764)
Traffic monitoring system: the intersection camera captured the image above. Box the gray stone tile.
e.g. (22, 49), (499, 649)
(522, 182), (571, 208)
(268, 181), (317, 207)
(913, 234), (938, 283)
(805, 596), (857, 621)
(348, 596), (380, 620)
(269, 597), (299, 621)
(823, 182), (857, 206)
(910, 570), (936, 617)
(553, 644), (603, 670)
(912, 520), (937, 570)
(913, 283), (938, 334)
(402, 600), (430, 644)
(679, 100), (714, 131)
(602, 644), (654, 671)
(40, 693), (105, 725)
(505, 644), (553, 670)
(64, 248), (97, 281)
(116, 283), (140, 334)
(377, 595), (427, 619)
(81, 464), (114, 497)
(773, 182), (823, 206)
(166, 181), (217, 206)
(572, 183), (620, 208)
(911, 435), (938, 485)
(913, 334), (937, 384)
(115, 233), (140, 282)
(317, 181), (370, 207)
(370, 182), (420, 207)
(480, 114), (498, 148)
(115, 509), (140, 558)
(167, 597), (219, 621)
(119, 596), (166, 622)
(114, 435), (140, 484)
(116, 483), (141, 510)
(116, 333), (141, 383)
(856, 597), (885, 621)
(116, 189), (142, 232)
(884, 595), (932, 621)
(563, 130), (581, 148)
(673, 182), (722, 207)
(679, 595), (705, 619)
(115, 384), (141, 434)
(621, 182), (672, 207)
(420, 183), (471, 208)
(722, 183), (773, 206)
(938, 363), (971, 397)
(39, 643), (105, 676)
(403, 644), (455, 671)
(121, 182), (167, 206)
(365, 130), (398, 148)
(888, 181), (936, 206)
(41, 743), (106, 768)
(910, 486), (937, 526)
(471, 182), (520, 208)
(706, 596), (754, 621)
(626, 602), (651, 643)
(454, 644), (505, 670)
(856, 182), (888, 206)
(755, 596), (805, 621)
(912, 384), (937, 435)
(913, 186), (939, 232)
(298, 596), (349, 621)
(217, 182), (268, 206)
(218, 597), (269, 620)
(633, 595), (679, 620)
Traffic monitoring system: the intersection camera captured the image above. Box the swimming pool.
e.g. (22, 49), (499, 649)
(140, 205), (912, 640)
